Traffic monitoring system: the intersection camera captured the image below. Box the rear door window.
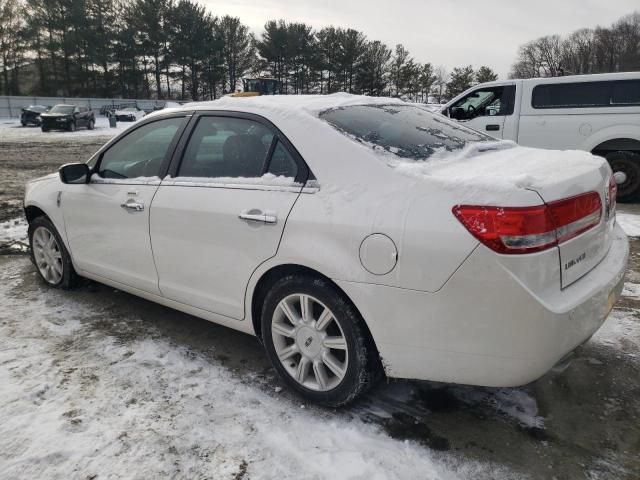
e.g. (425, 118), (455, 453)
(178, 116), (275, 178)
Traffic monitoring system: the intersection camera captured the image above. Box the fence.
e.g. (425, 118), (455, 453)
(0, 96), (177, 118)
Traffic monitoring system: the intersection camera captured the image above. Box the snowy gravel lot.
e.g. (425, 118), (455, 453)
(1, 123), (639, 479)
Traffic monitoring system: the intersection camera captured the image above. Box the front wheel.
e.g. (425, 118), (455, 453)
(28, 216), (78, 289)
(261, 274), (381, 407)
(607, 151), (640, 202)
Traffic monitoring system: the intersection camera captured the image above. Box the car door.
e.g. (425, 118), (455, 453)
(446, 85), (516, 138)
(150, 112), (308, 319)
(62, 115), (189, 294)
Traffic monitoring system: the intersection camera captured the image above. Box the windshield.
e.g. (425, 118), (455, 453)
(319, 104), (491, 161)
(50, 105), (74, 114)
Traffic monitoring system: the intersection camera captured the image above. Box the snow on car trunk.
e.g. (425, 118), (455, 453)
(397, 144), (615, 288)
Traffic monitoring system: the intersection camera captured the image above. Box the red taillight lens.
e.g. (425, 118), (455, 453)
(453, 192), (602, 255)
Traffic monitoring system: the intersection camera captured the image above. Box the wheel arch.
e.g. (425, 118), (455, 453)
(24, 205), (48, 223)
(582, 125), (640, 154)
(249, 262), (383, 367)
(591, 137), (640, 156)
(24, 200), (71, 252)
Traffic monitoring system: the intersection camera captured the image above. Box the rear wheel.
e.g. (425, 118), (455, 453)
(261, 274), (380, 407)
(607, 151), (640, 202)
(28, 216), (78, 289)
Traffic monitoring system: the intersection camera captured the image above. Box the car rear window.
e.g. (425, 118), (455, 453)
(319, 104), (490, 161)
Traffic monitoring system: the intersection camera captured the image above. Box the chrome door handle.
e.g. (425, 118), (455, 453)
(239, 209), (277, 224)
(120, 200), (145, 211)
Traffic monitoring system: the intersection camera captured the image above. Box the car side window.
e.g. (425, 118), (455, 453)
(178, 116), (274, 178)
(267, 140), (298, 179)
(97, 117), (184, 179)
(450, 86), (514, 120)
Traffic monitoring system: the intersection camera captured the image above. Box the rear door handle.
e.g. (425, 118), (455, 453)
(486, 124), (500, 131)
(239, 209), (277, 224)
(121, 200), (145, 211)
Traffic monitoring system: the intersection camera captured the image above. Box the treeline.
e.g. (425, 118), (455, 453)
(0, 0), (498, 101)
(510, 12), (640, 78)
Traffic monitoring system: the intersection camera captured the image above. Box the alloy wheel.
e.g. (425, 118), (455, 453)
(271, 293), (349, 391)
(32, 226), (63, 284)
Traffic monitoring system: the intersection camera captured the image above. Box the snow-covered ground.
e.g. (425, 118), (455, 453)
(0, 117), (132, 143)
(616, 212), (640, 237)
(0, 258), (513, 479)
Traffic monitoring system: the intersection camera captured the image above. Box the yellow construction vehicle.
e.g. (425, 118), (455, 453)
(230, 78), (280, 97)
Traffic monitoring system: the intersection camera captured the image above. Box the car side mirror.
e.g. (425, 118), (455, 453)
(59, 163), (90, 184)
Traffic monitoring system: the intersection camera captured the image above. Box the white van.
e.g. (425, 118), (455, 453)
(441, 72), (640, 201)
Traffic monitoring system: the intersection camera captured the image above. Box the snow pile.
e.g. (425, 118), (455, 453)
(391, 143), (606, 194)
(0, 259), (511, 480)
(166, 173), (299, 188)
(0, 217), (28, 244)
(616, 212), (640, 237)
(622, 282), (640, 298)
(90, 174), (161, 185)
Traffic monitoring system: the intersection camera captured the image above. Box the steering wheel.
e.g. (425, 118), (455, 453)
(466, 105), (476, 118)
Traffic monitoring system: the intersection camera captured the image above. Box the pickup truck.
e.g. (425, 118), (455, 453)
(441, 72), (640, 201)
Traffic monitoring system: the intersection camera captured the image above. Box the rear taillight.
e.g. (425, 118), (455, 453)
(453, 192), (602, 254)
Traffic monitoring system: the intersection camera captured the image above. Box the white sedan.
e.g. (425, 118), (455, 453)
(24, 94), (628, 406)
(113, 107), (146, 122)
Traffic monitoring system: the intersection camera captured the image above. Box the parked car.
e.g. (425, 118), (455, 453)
(24, 95), (628, 406)
(440, 72), (640, 201)
(20, 105), (50, 126)
(40, 104), (95, 132)
(113, 107), (145, 122)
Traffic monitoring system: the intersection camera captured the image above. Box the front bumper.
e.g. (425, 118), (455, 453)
(336, 224), (629, 386)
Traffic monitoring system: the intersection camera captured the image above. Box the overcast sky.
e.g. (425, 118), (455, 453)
(200, 0), (638, 78)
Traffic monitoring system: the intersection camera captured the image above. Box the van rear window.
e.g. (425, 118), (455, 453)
(532, 80), (640, 109)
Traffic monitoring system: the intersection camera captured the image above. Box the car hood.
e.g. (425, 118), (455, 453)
(41, 113), (72, 118)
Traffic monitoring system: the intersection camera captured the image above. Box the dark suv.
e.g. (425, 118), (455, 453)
(40, 105), (96, 132)
(20, 105), (50, 126)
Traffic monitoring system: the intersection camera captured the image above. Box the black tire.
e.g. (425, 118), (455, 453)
(21, 120), (26, 126)
(28, 216), (78, 289)
(261, 274), (381, 407)
(607, 151), (640, 203)
(87, 119), (95, 130)
(41, 127), (49, 132)
(68, 122), (76, 132)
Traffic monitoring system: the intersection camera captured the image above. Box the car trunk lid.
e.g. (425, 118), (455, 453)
(530, 158), (615, 288)
(421, 144), (614, 288)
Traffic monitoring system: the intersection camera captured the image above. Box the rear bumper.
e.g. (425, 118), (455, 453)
(336, 224), (628, 386)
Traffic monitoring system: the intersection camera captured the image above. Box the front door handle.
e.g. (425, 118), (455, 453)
(239, 209), (277, 224)
(120, 200), (145, 211)
(486, 124), (500, 131)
